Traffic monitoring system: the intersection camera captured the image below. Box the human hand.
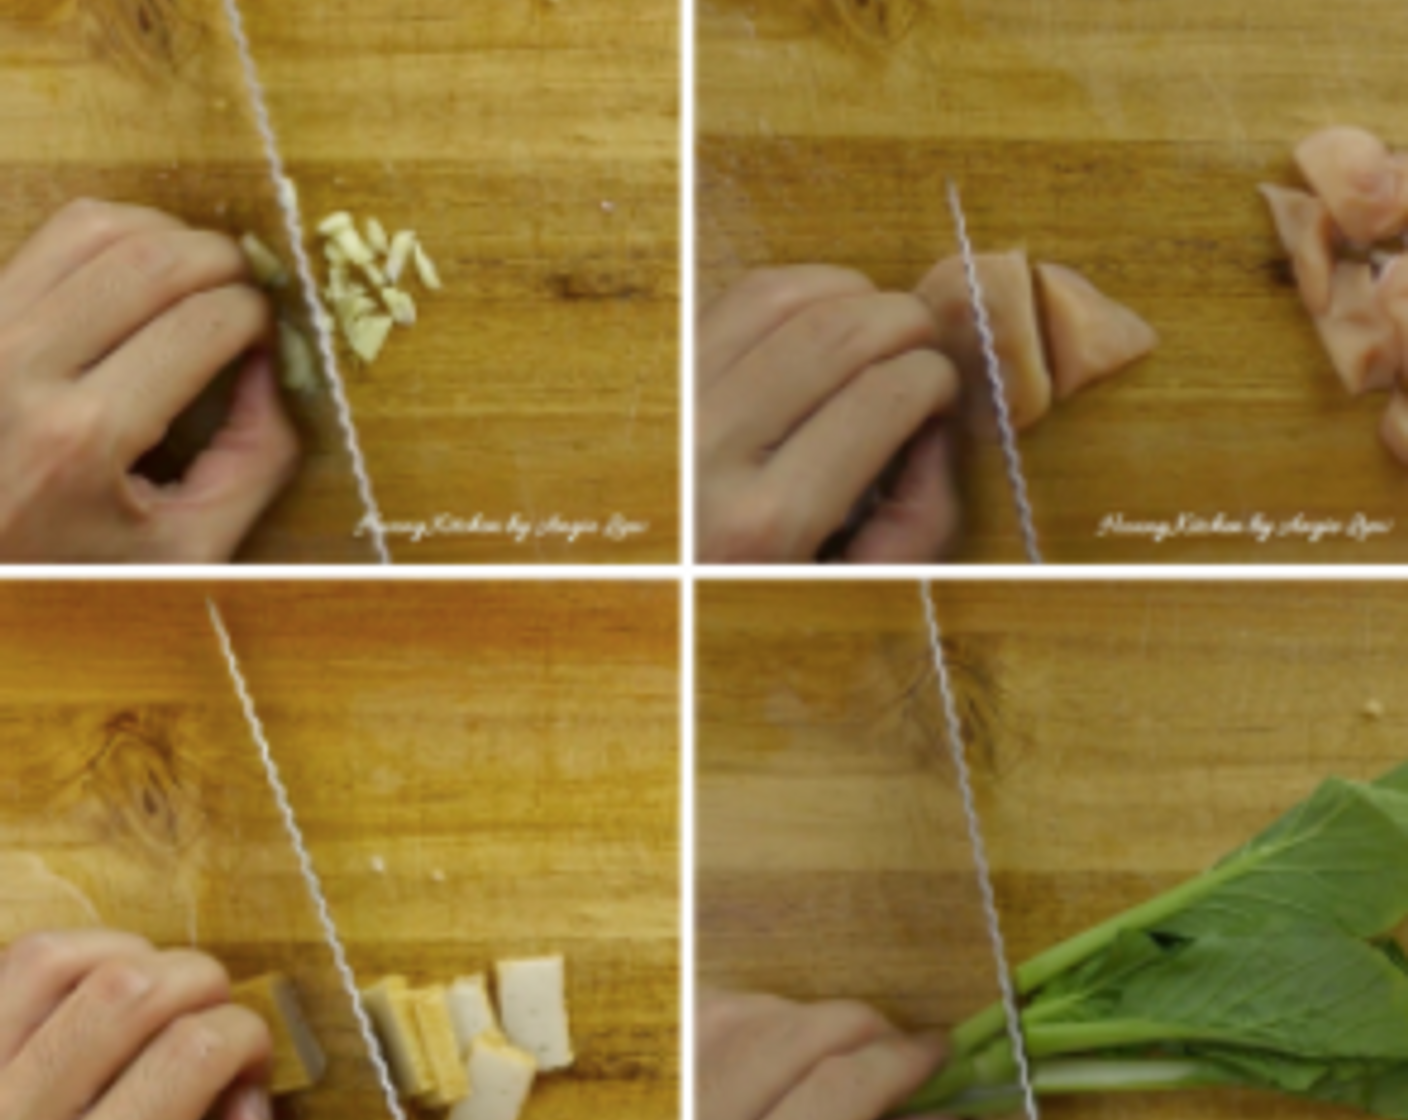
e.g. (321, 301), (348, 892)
(698, 989), (950, 1120)
(0, 198), (301, 563)
(697, 267), (963, 564)
(0, 929), (273, 1120)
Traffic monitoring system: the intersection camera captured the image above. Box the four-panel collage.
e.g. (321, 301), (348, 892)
(1, 1), (1406, 1120)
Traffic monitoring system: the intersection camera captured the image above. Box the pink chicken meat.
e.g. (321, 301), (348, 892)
(1315, 262), (1397, 396)
(1258, 184), (1337, 316)
(1033, 263), (1160, 401)
(915, 250), (1053, 433)
(1293, 127), (1408, 246)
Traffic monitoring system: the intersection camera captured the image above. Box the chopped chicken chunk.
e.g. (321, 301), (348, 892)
(1258, 184), (1338, 315)
(1033, 263), (1159, 400)
(1294, 127), (1408, 246)
(1382, 392), (1408, 466)
(915, 250), (1053, 432)
(1314, 261), (1398, 395)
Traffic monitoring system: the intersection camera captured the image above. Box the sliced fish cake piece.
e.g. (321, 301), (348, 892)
(915, 250), (1052, 433)
(1033, 262), (1158, 400)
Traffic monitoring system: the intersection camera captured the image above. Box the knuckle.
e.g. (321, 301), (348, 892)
(57, 197), (125, 248)
(736, 268), (812, 318)
(85, 959), (153, 1009)
(702, 489), (795, 563)
(883, 352), (958, 412)
(119, 231), (183, 287)
(32, 395), (111, 469)
(818, 999), (889, 1042)
(190, 284), (272, 346)
(809, 1052), (867, 1097)
(232, 1005), (273, 1058)
(177, 951), (233, 1004)
(737, 266), (873, 320)
(161, 1014), (226, 1071)
(7, 931), (68, 984)
(794, 299), (877, 364)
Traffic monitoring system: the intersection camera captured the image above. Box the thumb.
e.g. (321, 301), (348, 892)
(845, 420), (962, 564)
(146, 351), (301, 562)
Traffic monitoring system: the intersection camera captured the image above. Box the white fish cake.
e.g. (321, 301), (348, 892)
(495, 956), (573, 1071)
(449, 1035), (537, 1120)
(448, 975), (500, 1055)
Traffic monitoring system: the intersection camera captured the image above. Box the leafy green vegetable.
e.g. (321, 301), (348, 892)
(896, 765), (1408, 1119)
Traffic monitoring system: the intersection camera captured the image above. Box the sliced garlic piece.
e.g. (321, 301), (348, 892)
(277, 320), (319, 394)
(334, 227), (374, 268)
(278, 175), (299, 212)
(240, 233), (289, 289)
(413, 242), (444, 291)
(348, 314), (394, 364)
(366, 217), (390, 256)
(361, 260), (388, 288)
(382, 287), (417, 326)
(386, 230), (416, 283)
(318, 211), (354, 237)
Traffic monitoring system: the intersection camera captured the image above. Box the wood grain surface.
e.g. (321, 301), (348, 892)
(0, 0), (679, 564)
(697, 579), (1408, 1120)
(697, 0), (1408, 563)
(0, 582), (680, 1119)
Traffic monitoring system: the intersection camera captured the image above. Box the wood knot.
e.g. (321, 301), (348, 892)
(78, 0), (201, 81)
(901, 632), (1011, 778)
(825, 0), (923, 50)
(547, 266), (649, 302)
(87, 709), (203, 857)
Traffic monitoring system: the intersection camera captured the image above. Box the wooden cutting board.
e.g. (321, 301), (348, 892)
(0, 582), (680, 1119)
(698, 0), (1408, 563)
(0, 0), (678, 564)
(698, 580), (1408, 1120)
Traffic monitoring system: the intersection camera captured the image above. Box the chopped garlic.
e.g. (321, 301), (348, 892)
(361, 260), (388, 289)
(325, 263), (352, 301)
(382, 288), (417, 326)
(366, 217), (390, 255)
(240, 233), (289, 289)
(386, 230), (417, 283)
(348, 314), (394, 364)
(324, 240), (348, 267)
(318, 211), (354, 237)
(334, 227), (374, 267)
(277, 320), (318, 394)
(413, 242), (444, 291)
(496, 957), (573, 1072)
(277, 175), (298, 211)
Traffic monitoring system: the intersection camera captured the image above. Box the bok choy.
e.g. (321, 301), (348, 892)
(896, 762), (1408, 1118)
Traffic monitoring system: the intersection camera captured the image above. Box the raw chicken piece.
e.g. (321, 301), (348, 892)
(1258, 184), (1337, 315)
(1380, 392), (1408, 466)
(1377, 256), (1408, 387)
(915, 250), (1052, 432)
(1294, 126), (1408, 245)
(1033, 263), (1158, 400)
(1314, 261), (1398, 395)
